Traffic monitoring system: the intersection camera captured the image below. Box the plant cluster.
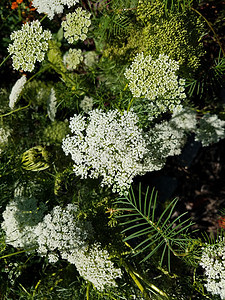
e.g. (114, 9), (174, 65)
(0, 0), (225, 299)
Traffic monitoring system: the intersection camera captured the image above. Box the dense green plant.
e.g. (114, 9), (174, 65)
(0, 0), (225, 299)
(116, 185), (195, 270)
(103, 0), (205, 77)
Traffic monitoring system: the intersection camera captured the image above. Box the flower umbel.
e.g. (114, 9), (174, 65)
(200, 238), (225, 299)
(63, 48), (83, 71)
(32, 0), (79, 20)
(62, 109), (150, 194)
(8, 20), (52, 72)
(62, 8), (91, 44)
(73, 243), (122, 291)
(195, 114), (225, 147)
(0, 127), (10, 155)
(9, 76), (27, 109)
(124, 53), (186, 119)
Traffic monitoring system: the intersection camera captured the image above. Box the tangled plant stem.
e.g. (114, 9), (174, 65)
(0, 102), (31, 118)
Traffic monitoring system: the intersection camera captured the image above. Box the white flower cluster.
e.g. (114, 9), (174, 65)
(73, 243), (122, 291)
(34, 204), (92, 262)
(124, 53), (186, 119)
(62, 8), (91, 44)
(84, 51), (98, 68)
(63, 48), (83, 71)
(145, 118), (187, 171)
(62, 109), (151, 194)
(2, 200), (122, 290)
(171, 106), (197, 132)
(0, 127), (10, 155)
(80, 96), (93, 112)
(9, 76), (27, 109)
(200, 239), (225, 299)
(47, 88), (57, 121)
(195, 114), (225, 147)
(1, 196), (47, 249)
(32, 0), (79, 20)
(8, 20), (52, 72)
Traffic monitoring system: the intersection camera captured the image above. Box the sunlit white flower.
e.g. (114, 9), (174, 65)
(32, 0), (79, 20)
(72, 243), (122, 291)
(34, 204), (93, 261)
(1, 197), (47, 249)
(62, 109), (151, 194)
(8, 20), (52, 72)
(124, 53), (186, 119)
(62, 8), (91, 44)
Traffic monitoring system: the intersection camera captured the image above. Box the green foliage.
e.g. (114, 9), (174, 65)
(116, 185), (194, 270)
(162, 0), (201, 14)
(23, 80), (51, 108)
(138, 0), (201, 16)
(185, 50), (225, 106)
(0, 0), (224, 298)
(104, 0), (205, 76)
(42, 121), (70, 146)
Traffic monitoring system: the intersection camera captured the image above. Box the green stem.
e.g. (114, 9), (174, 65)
(39, 14), (48, 23)
(127, 98), (134, 111)
(133, 269), (170, 299)
(0, 247), (36, 259)
(47, 60), (79, 87)
(0, 102), (31, 118)
(191, 7), (225, 57)
(122, 260), (152, 300)
(0, 54), (11, 68)
(18, 6), (22, 22)
(26, 66), (48, 85)
(86, 282), (90, 300)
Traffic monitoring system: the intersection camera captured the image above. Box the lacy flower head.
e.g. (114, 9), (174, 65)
(9, 76), (27, 109)
(170, 106), (197, 132)
(32, 0), (79, 20)
(62, 109), (150, 194)
(124, 53), (186, 118)
(73, 243), (122, 291)
(8, 20), (52, 72)
(195, 114), (225, 147)
(199, 238), (225, 299)
(63, 48), (83, 71)
(34, 204), (93, 263)
(62, 8), (91, 44)
(1, 196), (47, 249)
(145, 119), (187, 171)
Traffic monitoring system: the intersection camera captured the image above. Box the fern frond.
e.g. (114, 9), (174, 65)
(116, 184), (194, 270)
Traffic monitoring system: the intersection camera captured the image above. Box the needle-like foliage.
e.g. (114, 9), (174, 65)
(116, 185), (194, 270)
